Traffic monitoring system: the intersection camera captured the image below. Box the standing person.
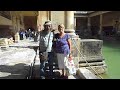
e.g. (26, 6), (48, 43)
(39, 20), (54, 79)
(25, 30), (29, 39)
(33, 24), (42, 42)
(54, 24), (72, 78)
(33, 30), (40, 42)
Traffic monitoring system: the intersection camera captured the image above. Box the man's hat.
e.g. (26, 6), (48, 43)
(44, 20), (52, 25)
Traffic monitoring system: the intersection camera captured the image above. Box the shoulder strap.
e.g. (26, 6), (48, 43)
(46, 31), (51, 50)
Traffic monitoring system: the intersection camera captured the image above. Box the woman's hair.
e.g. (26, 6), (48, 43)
(58, 24), (65, 28)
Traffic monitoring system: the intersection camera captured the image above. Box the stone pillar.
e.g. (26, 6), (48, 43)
(74, 17), (76, 30)
(87, 17), (91, 38)
(16, 16), (20, 32)
(37, 11), (40, 26)
(99, 14), (102, 34)
(14, 15), (21, 43)
(98, 14), (103, 39)
(14, 32), (19, 43)
(64, 11), (80, 68)
(65, 11), (76, 36)
(48, 11), (51, 21)
(11, 16), (16, 33)
(88, 17), (91, 30)
(37, 11), (43, 31)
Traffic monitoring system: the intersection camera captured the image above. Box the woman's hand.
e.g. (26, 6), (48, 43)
(68, 54), (73, 61)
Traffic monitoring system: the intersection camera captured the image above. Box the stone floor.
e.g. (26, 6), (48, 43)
(31, 54), (79, 79)
(0, 39), (79, 79)
(0, 47), (36, 79)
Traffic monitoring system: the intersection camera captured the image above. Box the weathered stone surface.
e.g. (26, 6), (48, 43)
(76, 68), (100, 79)
(77, 39), (107, 74)
(9, 39), (39, 48)
(85, 65), (107, 74)
(71, 37), (80, 68)
(0, 47), (36, 65)
(68, 75), (79, 79)
(0, 38), (14, 46)
(79, 61), (106, 67)
(79, 39), (104, 62)
(14, 32), (20, 43)
(0, 47), (36, 79)
(70, 38), (107, 74)
(0, 72), (11, 77)
(0, 38), (8, 46)
(0, 64), (30, 79)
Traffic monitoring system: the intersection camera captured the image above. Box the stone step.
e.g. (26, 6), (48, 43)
(84, 65), (107, 74)
(79, 61), (106, 67)
(76, 68), (101, 79)
(68, 75), (79, 79)
(79, 59), (104, 63)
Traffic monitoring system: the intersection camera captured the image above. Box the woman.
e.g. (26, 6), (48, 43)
(54, 24), (72, 78)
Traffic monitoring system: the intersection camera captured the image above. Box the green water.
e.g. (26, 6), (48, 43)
(101, 40), (120, 79)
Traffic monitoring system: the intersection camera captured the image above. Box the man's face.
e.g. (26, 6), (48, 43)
(44, 24), (52, 31)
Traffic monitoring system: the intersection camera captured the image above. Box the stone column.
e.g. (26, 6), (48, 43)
(98, 14), (103, 39)
(37, 11), (41, 27)
(37, 11), (43, 31)
(74, 17), (76, 30)
(11, 15), (16, 33)
(65, 11), (80, 68)
(99, 14), (102, 34)
(14, 17), (20, 43)
(65, 11), (76, 36)
(88, 17), (91, 30)
(48, 11), (51, 21)
(87, 16), (92, 38)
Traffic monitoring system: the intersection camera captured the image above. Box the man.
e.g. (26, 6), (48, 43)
(39, 20), (54, 79)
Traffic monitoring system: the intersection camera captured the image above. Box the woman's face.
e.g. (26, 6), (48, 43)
(58, 24), (65, 33)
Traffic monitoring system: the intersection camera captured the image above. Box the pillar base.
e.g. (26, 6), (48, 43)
(14, 32), (20, 43)
(65, 29), (75, 33)
(65, 29), (79, 38)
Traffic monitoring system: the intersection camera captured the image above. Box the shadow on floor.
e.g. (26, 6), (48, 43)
(0, 63), (30, 79)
